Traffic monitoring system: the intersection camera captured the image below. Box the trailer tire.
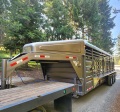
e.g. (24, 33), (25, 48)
(112, 74), (115, 84)
(113, 74), (116, 84)
(107, 75), (113, 86)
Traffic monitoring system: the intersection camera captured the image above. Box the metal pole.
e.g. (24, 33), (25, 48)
(1, 59), (7, 89)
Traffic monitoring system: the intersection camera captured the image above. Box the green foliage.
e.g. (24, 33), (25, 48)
(73, 0), (101, 39)
(116, 34), (120, 55)
(114, 56), (120, 65)
(44, 0), (74, 40)
(97, 0), (115, 53)
(0, 0), (115, 54)
(0, 51), (9, 58)
(0, 0), (9, 44)
(3, 0), (45, 52)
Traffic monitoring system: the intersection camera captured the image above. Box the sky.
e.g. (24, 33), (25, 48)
(109, 0), (120, 40)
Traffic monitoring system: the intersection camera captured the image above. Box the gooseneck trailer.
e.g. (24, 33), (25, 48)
(0, 39), (116, 112)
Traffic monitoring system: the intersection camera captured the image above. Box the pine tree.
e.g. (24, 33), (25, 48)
(44, 0), (74, 40)
(67, 0), (101, 40)
(0, 0), (9, 44)
(3, 0), (45, 53)
(116, 34), (120, 55)
(98, 0), (115, 53)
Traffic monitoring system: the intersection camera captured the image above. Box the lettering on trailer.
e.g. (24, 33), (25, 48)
(35, 55), (50, 58)
(10, 57), (28, 67)
(73, 60), (81, 66)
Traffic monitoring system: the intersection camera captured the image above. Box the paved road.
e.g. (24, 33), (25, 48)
(42, 66), (120, 112)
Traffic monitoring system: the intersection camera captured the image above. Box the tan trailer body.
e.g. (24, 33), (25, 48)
(5, 39), (116, 96)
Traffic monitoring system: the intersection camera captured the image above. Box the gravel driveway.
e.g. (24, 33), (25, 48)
(42, 66), (120, 112)
(73, 66), (120, 112)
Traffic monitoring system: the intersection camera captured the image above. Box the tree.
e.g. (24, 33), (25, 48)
(44, 0), (74, 40)
(66, 0), (101, 40)
(98, 0), (115, 53)
(1, 0), (115, 55)
(0, 0), (9, 44)
(3, 0), (45, 54)
(68, 0), (115, 53)
(83, 0), (102, 42)
(113, 8), (120, 14)
(116, 34), (120, 55)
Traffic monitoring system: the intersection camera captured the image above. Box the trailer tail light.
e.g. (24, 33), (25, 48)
(66, 56), (76, 59)
(10, 56), (28, 67)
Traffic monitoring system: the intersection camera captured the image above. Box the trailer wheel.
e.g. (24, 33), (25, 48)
(113, 74), (116, 84)
(112, 74), (115, 84)
(107, 75), (113, 86)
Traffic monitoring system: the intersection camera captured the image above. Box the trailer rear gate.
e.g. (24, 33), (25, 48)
(0, 81), (75, 112)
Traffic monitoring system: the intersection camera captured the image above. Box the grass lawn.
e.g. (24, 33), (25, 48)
(0, 50), (38, 68)
(0, 51), (10, 68)
(0, 51), (10, 59)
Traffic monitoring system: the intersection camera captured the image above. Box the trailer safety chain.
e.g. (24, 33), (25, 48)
(15, 70), (27, 84)
(15, 62), (44, 85)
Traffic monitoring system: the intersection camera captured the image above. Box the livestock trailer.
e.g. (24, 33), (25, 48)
(22, 39), (116, 96)
(1, 39), (116, 96)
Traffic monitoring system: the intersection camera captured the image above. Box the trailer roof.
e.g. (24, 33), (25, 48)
(24, 39), (84, 46)
(24, 39), (112, 56)
(84, 41), (112, 56)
